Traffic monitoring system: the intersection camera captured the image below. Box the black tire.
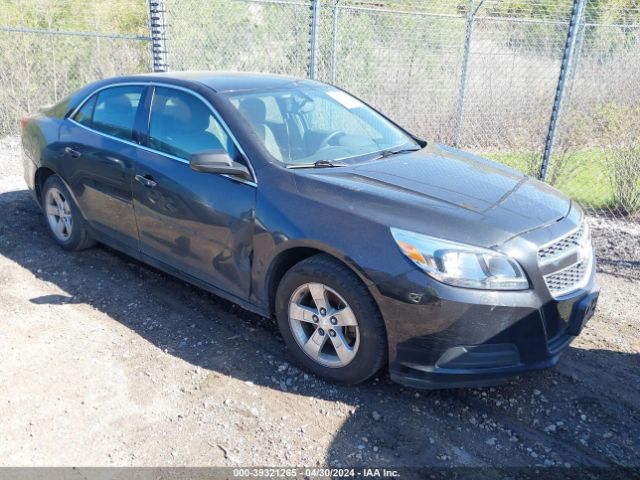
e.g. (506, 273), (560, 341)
(275, 254), (387, 384)
(41, 175), (95, 251)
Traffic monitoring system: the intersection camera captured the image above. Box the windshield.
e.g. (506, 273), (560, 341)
(225, 84), (418, 166)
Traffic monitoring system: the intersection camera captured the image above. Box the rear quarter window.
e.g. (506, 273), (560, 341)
(73, 95), (97, 127)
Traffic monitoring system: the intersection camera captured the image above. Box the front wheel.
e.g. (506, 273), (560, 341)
(275, 254), (387, 384)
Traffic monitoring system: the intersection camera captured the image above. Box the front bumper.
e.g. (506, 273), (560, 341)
(375, 258), (599, 390)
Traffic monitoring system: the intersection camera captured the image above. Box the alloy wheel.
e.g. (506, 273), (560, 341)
(45, 187), (73, 241)
(288, 282), (360, 368)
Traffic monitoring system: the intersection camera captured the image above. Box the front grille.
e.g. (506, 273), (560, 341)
(538, 222), (586, 265)
(539, 221), (592, 297)
(544, 260), (589, 296)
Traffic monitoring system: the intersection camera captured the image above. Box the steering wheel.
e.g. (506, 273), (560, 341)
(317, 131), (344, 151)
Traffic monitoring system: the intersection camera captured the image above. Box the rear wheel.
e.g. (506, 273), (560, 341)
(42, 175), (94, 251)
(275, 254), (387, 384)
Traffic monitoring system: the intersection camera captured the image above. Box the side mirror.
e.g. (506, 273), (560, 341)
(189, 150), (252, 180)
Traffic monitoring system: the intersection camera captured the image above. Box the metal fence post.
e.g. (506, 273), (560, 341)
(148, 0), (168, 72)
(330, 0), (340, 84)
(454, 0), (483, 148)
(308, 0), (321, 80)
(539, 0), (587, 181)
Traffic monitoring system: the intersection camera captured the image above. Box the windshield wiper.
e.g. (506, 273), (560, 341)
(286, 160), (347, 169)
(372, 145), (422, 161)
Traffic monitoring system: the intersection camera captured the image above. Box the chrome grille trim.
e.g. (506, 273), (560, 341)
(539, 221), (593, 297)
(538, 222), (587, 266)
(543, 258), (590, 297)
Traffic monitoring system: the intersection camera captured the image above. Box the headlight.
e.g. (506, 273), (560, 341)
(391, 227), (529, 290)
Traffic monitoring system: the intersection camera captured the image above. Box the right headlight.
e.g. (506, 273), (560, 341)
(391, 227), (529, 290)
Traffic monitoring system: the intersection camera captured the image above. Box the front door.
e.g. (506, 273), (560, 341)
(132, 86), (256, 299)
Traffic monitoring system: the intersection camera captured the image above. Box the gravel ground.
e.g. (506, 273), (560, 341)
(0, 135), (639, 469)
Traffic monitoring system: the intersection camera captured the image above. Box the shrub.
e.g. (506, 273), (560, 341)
(594, 104), (640, 215)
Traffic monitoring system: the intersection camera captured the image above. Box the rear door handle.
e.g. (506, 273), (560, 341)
(135, 174), (158, 188)
(64, 146), (81, 158)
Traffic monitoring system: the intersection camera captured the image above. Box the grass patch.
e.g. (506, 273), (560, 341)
(483, 149), (617, 209)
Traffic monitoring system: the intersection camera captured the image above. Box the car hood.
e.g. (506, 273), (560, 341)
(292, 143), (571, 247)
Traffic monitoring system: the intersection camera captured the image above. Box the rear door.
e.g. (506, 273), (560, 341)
(132, 85), (256, 299)
(60, 85), (147, 252)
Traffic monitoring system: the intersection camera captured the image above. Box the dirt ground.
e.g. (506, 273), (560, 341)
(0, 135), (639, 469)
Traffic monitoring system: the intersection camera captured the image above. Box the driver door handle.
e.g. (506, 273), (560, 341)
(135, 174), (158, 188)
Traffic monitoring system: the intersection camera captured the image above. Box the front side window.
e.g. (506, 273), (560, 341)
(90, 86), (144, 141)
(149, 87), (239, 162)
(226, 84), (417, 166)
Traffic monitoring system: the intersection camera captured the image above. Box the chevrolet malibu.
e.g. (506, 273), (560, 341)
(21, 72), (599, 388)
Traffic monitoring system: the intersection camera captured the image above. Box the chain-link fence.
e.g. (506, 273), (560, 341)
(552, 2), (640, 217)
(164, 0), (311, 77)
(0, 0), (151, 135)
(1, 0), (638, 221)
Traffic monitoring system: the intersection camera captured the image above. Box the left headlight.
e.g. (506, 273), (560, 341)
(391, 227), (529, 290)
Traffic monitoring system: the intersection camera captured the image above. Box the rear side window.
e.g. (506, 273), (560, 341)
(87, 86), (144, 141)
(149, 87), (239, 162)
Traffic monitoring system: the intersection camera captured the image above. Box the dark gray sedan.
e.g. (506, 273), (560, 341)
(21, 72), (599, 388)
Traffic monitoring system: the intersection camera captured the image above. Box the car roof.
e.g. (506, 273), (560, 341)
(124, 71), (311, 93)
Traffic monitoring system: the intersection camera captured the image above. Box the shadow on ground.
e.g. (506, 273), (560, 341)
(1, 188), (639, 469)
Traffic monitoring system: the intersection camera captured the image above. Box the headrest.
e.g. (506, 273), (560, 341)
(164, 96), (210, 131)
(105, 93), (133, 112)
(239, 98), (267, 123)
